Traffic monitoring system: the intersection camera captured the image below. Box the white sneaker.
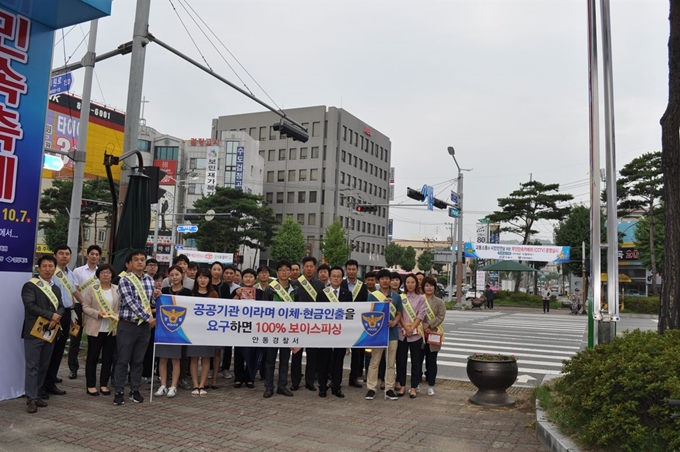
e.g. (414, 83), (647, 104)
(221, 370), (233, 379)
(416, 385), (421, 393)
(427, 386), (435, 396)
(166, 386), (177, 398)
(155, 385), (167, 396)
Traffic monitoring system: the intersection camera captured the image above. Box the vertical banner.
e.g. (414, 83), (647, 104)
(0, 9), (53, 402)
(475, 223), (489, 289)
(488, 224), (500, 289)
(234, 145), (244, 189)
(205, 146), (218, 196)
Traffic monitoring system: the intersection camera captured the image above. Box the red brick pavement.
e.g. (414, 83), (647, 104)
(0, 370), (543, 452)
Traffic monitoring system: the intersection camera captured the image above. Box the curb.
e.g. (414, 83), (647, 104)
(535, 374), (582, 452)
(618, 313), (658, 319)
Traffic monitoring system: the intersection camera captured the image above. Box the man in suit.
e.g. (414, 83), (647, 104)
(219, 264), (241, 379)
(290, 256), (325, 391)
(316, 266), (352, 398)
(261, 260), (298, 398)
(341, 259), (369, 388)
(22, 255), (65, 413)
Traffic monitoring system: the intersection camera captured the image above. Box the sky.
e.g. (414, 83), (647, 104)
(54, 0), (670, 245)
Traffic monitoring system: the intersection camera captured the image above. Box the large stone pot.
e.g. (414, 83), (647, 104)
(466, 356), (518, 406)
(470, 297), (485, 309)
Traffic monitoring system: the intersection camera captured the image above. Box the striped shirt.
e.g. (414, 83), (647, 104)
(117, 272), (155, 322)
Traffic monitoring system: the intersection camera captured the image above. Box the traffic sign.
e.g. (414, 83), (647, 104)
(175, 245), (185, 250)
(450, 191), (459, 205)
(43, 154), (64, 171)
(449, 207), (460, 218)
(49, 73), (73, 96)
(177, 225), (198, 233)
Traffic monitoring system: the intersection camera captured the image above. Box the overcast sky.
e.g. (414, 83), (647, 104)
(55, 0), (669, 244)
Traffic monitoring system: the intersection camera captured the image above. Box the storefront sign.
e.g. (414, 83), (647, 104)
(234, 146), (244, 189)
(205, 146), (218, 196)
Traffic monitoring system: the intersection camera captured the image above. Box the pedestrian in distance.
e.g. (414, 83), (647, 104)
(484, 284), (494, 310)
(541, 283), (552, 314)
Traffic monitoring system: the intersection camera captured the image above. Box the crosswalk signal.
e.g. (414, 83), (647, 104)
(407, 187), (425, 201)
(356, 205), (378, 213)
(273, 120), (309, 143)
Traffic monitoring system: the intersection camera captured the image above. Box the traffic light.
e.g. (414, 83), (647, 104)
(273, 120), (309, 143)
(356, 205), (378, 213)
(407, 187), (425, 201)
(143, 166), (167, 203)
(433, 198), (448, 210)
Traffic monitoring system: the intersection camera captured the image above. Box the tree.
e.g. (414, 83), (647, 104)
(321, 221), (351, 267)
(269, 216), (306, 263)
(554, 205), (593, 276)
(487, 180), (573, 291)
(659, 1), (680, 332)
(384, 242), (404, 268)
(186, 187), (276, 254)
(433, 262), (444, 274)
(399, 246), (416, 272)
(416, 250), (434, 274)
(39, 178), (112, 252)
(528, 240), (548, 295)
(617, 152), (663, 295)
(634, 206), (665, 276)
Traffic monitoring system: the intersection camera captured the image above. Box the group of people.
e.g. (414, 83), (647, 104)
(21, 246), (446, 412)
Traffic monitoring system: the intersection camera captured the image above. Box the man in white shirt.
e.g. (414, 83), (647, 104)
(70, 244), (102, 379)
(541, 284), (552, 314)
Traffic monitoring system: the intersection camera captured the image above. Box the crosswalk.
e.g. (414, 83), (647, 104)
(438, 311), (587, 380)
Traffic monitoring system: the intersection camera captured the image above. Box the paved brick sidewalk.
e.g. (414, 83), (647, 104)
(0, 371), (542, 452)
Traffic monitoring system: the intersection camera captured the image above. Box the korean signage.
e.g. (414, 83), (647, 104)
(0, 10), (52, 272)
(363, 126), (372, 136)
(155, 296), (390, 348)
(154, 159), (177, 185)
(205, 146), (218, 196)
(234, 146), (244, 189)
(464, 242), (571, 263)
(189, 138), (220, 146)
(48, 73), (72, 96)
(179, 250), (234, 264)
(618, 248), (640, 261)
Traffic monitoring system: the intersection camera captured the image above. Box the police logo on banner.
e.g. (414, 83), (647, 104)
(160, 306), (187, 332)
(361, 312), (385, 336)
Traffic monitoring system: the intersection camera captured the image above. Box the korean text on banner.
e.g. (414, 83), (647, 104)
(155, 295), (390, 348)
(464, 242), (571, 263)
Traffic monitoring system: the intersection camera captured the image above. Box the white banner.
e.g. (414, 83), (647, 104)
(155, 295), (390, 348)
(464, 242), (570, 263)
(179, 250), (233, 264)
(205, 146), (219, 196)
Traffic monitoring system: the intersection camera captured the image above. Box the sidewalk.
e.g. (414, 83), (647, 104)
(0, 370), (543, 452)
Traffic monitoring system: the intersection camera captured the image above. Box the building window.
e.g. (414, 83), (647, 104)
(341, 150), (346, 162)
(302, 122), (309, 131)
(321, 191), (325, 205)
(297, 214), (305, 225)
(97, 229), (107, 243)
(289, 148), (297, 160)
(154, 146), (179, 160)
(276, 213), (283, 222)
(359, 159), (363, 171)
(259, 126), (267, 140)
(276, 192), (284, 203)
(279, 149), (286, 161)
(349, 129), (353, 144)
(298, 191), (306, 203)
(343, 126), (347, 141)
(322, 168), (325, 183)
(323, 146), (327, 160)
(340, 172), (345, 184)
(277, 170), (285, 182)
(268, 149), (275, 161)
(188, 183), (204, 195)
(299, 169), (307, 181)
(360, 136), (364, 150)
(287, 192), (295, 203)
(288, 169), (296, 182)
(309, 191), (317, 203)
(249, 127), (257, 139)
(354, 131), (358, 146)
(265, 192), (273, 203)
(267, 171), (274, 183)
(310, 169), (318, 181)
(138, 139), (151, 153)
(308, 213), (316, 226)
(311, 146), (319, 159)
(270, 126), (277, 140)
(190, 158), (206, 169)
(312, 121), (320, 137)
(259, 149), (265, 158)
(300, 147), (308, 159)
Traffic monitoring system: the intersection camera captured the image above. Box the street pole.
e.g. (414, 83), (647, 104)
(587, 0), (602, 344)
(66, 19), (98, 268)
(456, 170), (464, 305)
(169, 176), (181, 257)
(601, 0), (619, 343)
(447, 222), (455, 303)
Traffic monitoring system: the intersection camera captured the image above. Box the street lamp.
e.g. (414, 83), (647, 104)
(448, 146), (464, 306)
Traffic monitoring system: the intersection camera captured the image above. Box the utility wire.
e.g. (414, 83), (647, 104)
(168, 0), (213, 71)
(54, 26), (76, 48)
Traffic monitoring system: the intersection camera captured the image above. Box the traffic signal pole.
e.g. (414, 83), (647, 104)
(456, 171), (464, 306)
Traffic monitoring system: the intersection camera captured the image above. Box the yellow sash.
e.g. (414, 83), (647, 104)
(371, 290), (396, 318)
(402, 294), (424, 336)
(323, 286), (340, 303)
(30, 278), (60, 311)
(350, 280), (363, 301)
(122, 273), (151, 324)
(54, 269), (75, 295)
(424, 296), (445, 338)
(79, 273), (98, 293)
(118, 271), (128, 278)
(297, 275), (318, 300)
(93, 285), (119, 333)
(270, 280), (294, 302)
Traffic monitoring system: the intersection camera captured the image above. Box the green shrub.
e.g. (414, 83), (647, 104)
(622, 297), (659, 315)
(550, 329), (680, 451)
